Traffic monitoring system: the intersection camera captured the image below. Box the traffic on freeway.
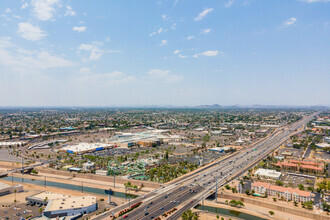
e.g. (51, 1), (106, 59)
(97, 113), (317, 220)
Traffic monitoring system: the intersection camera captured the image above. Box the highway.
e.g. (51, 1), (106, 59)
(94, 113), (317, 220)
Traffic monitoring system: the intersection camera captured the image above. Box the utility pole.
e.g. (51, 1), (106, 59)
(215, 174), (218, 203)
(81, 181), (84, 193)
(113, 167), (116, 188)
(44, 176), (46, 188)
(125, 186), (127, 201)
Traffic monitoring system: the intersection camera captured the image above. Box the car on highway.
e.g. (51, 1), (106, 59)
(145, 212), (149, 216)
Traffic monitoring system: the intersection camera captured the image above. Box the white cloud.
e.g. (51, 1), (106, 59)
(79, 67), (91, 74)
(225, 0), (235, 8)
(201, 28), (211, 34)
(161, 14), (168, 21)
(78, 43), (121, 61)
(78, 44), (103, 61)
(149, 32), (156, 37)
(158, 28), (164, 34)
(21, 2), (29, 9)
(178, 54), (187, 58)
(193, 50), (221, 58)
(147, 69), (183, 83)
(31, 0), (60, 21)
(79, 71), (135, 84)
(5, 8), (12, 13)
(17, 22), (46, 41)
(194, 8), (213, 21)
(73, 26), (86, 32)
(171, 23), (177, 30)
(283, 17), (297, 26)
(159, 40), (168, 46)
(65, 5), (76, 16)
(174, 0), (179, 6)
(173, 50), (180, 54)
(0, 38), (73, 70)
(186, 35), (194, 40)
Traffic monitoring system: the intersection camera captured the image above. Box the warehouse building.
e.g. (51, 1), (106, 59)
(26, 192), (97, 218)
(59, 143), (113, 154)
(43, 196), (97, 218)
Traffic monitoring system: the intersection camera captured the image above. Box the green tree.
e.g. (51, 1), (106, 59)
(269, 211), (274, 215)
(181, 209), (199, 220)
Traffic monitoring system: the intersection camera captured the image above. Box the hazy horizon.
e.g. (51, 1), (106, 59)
(0, 0), (329, 106)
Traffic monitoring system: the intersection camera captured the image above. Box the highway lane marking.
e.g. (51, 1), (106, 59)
(133, 186), (202, 220)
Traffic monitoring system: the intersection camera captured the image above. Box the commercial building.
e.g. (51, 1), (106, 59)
(43, 196), (97, 218)
(26, 192), (97, 218)
(251, 182), (311, 202)
(26, 192), (71, 205)
(0, 141), (26, 146)
(316, 143), (330, 149)
(254, 168), (282, 180)
(276, 160), (324, 175)
(102, 130), (182, 148)
(82, 161), (94, 171)
(59, 143), (113, 154)
(0, 182), (23, 196)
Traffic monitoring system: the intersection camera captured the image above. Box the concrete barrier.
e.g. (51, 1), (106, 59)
(219, 193), (329, 220)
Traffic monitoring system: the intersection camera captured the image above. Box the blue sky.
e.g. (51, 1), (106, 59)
(0, 0), (329, 107)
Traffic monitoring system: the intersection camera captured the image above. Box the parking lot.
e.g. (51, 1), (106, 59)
(278, 147), (304, 158)
(0, 202), (42, 220)
(85, 147), (135, 157)
(282, 173), (315, 188)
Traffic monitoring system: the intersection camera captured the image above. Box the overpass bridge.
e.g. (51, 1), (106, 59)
(0, 162), (48, 177)
(93, 112), (317, 220)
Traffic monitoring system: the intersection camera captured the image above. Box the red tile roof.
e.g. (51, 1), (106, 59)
(253, 181), (311, 198)
(300, 164), (323, 171)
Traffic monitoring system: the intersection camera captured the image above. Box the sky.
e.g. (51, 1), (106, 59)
(0, 0), (329, 107)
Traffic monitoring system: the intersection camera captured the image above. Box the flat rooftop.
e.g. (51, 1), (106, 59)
(60, 142), (112, 153)
(27, 191), (72, 201)
(44, 196), (96, 212)
(0, 182), (11, 190)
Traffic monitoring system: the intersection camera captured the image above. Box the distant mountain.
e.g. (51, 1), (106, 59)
(195, 104), (223, 108)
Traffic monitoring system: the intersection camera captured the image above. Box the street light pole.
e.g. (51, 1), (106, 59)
(128, 187), (131, 208)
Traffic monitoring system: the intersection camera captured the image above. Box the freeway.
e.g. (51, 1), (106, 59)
(94, 113), (317, 220)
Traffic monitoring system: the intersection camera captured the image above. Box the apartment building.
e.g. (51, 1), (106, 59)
(251, 182), (311, 202)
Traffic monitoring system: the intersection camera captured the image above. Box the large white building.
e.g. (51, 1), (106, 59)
(26, 192), (97, 218)
(254, 168), (282, 180)
(59, 143), (113, 153)
(43, 196), (97, 218)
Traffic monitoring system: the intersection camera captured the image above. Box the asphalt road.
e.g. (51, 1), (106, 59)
(96, 113), (317, 220)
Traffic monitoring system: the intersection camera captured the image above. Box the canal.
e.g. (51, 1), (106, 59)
(1, 176), (138, 199)
(195, 205), (267, 220)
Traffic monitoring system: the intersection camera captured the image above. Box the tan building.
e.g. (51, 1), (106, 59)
(251, 182), (311, 202)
